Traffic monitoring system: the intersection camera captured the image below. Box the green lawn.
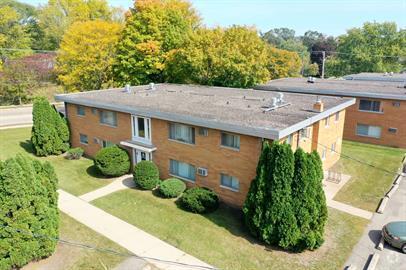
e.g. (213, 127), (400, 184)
(92, 188), (368, 270)
(23, 212), (128, 270)
(332, 141), (405, 212)
(0, 127), (113, 195)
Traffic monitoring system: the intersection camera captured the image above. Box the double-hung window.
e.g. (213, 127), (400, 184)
(324, 117), (330, 127)
(356, 124), (382, 138)
(79, 133), (88, 144)
(102, 140), (114, 148)
(132, 116), (151, 143)
(221, 132), (240, 150)
(335, 112), (340, 122)
(220, 174), (239, 191)
(359, 99), (381, 112)
(169, 123), (195, 144)
(77, 105), (85, 116)
(99, 110), (117, 127)
(170, 159), (196, 181)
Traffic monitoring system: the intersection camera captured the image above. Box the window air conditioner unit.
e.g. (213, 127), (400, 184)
(197, 167), (208, 176)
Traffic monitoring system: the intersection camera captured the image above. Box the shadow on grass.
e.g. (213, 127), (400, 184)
(86, 165), (110, 179)
(19, 140), (34, 155)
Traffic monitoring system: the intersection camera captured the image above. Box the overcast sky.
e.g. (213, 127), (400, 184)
(21, 0), (406, 36)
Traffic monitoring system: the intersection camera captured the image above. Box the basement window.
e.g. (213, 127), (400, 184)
(392, 102), (400, 107)
(388, 127), (398, 134)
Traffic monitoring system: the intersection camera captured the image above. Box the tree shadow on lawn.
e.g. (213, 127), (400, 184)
(86, 164), (111, 179)
(19, 140), (34, 155)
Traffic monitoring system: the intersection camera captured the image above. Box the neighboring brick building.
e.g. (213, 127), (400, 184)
(56, 84), (354, 206)
(256, 76), (406, 149)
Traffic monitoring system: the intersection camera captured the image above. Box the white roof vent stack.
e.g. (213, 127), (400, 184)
(272, 97), (278, 107)
(124, 84), (131, 93)
(148, 82), (155, 90)
(390, 71), (394, 76)
(278, 92), (284, 104)
(307, 76), (315, 83)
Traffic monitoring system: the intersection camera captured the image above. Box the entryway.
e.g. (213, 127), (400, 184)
(133, 149), (151, 164)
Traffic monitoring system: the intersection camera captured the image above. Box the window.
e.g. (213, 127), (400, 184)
(77, 106), (85, 116)
(324, 117), (330, 127)
(198, 127), (208, 136)
(392, 101), (400, 107)
(132, 116), (151, 141)
(220, 174), (239, 191)
(102, 140), (114, 148)
(388, 127), (397, 134)
(300, 127), (311, 139)
(356, 124), (382, 138)
(169, 123), (195, 144)
(221, 132), (240, 150)
(170, 159), (196, 181)
(286, 134), (293, 145)
(331, 142), (336, 154)
(321, 147), (327, 160)
(335, 112), (340, 122)
(99, 110), (117, 127)
(79, 134), (88, 144)
(91, 108), (97, 115)
(359, 99), (381, 112)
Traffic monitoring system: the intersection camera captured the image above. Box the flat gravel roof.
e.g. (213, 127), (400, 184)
(56, 83), (354, 140)
(256, 78), (406, 100)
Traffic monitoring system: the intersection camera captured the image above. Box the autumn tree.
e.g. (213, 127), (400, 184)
(38, 0), (121, 50)
(267, 47), (301, 79)
(165, 26), (270, 88)
(56, 20), (122, 92)
(326, 22), (406, 76)
(113, 0), (200, 86)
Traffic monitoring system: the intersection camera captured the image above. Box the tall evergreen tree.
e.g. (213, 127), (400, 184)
(31, 97), (69, 156)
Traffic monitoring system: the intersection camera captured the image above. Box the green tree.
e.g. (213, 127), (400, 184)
(0, 61), (38, 105)
(243, 141), (299, 249)
(326, 22), (405, 76)
(113, 0), (200, 86)
(303, 62), (319, 76)
(267, 47), (301, 79)
(291, 149), (327, 251)
(0, 6), (31, 61)
(165, 26), (270, 88)
(56, 20), (122, 92)
(31, 97), (69, 156)
(0, 155), (59, 269)
(38, 0), (120, 50)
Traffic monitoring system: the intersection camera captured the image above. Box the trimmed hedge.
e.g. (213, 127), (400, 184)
(133, 161), (160, 190)
(179, 187), (219, 213)
(158, 178), (186, 198)
(0, 155), (59, 269)
(65, 147), (84, 160)
(31, 97), (70, 156)
(94, 145), (130, 177)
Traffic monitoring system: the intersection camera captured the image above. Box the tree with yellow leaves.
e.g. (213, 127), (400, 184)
(56, 20), (122, 92)
(267, 47), (301, 79)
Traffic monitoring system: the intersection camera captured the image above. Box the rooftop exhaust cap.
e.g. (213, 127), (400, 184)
(307, 76), (316, 83)
(124, 84), (131, 93)
(148, 82), (155, 90)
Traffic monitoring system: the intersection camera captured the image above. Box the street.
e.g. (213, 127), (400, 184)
(345, 173), (406, 269)
(0, 105), (64, 128)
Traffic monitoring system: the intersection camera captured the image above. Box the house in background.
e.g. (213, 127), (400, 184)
(56, 84), (354, 206)
(255, 75), (406, 149)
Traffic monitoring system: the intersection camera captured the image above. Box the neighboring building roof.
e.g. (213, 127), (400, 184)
(344, 72), (406, 83)
(55, 83), (354, 140)
(255, 77), (406, 101)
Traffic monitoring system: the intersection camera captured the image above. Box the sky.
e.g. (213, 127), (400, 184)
(21, 0), (406, 36)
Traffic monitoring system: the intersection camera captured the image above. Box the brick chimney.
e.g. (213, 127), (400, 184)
(313, 96), (324, 112)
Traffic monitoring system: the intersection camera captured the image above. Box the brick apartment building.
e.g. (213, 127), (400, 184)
(56, 84), (354, 206)
(255, 75), (406, 149)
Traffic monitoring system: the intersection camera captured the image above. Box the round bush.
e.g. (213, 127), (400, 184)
(179, 187), (219, 213)
(65, 147), (84, 160)
(158, 178), (186, 198)
(94, 145), (130, 177)
(133, 160), (160, 190)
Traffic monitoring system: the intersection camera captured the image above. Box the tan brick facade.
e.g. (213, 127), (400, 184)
(343, 98), (406, 149)
(66, 102), (346, 207)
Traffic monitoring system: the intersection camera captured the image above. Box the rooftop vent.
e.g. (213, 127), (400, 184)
(389, 71), (394, 76)
(307, 76), (316, 83)
(148, 82), (155, 90)
(263, 92), (290, 112)
(124, 84), (131, 93)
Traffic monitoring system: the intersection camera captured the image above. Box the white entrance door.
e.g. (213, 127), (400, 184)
(133, 149), (151, 164)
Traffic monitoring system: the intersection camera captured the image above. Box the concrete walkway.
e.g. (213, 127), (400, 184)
(327, 199), (373, 220)
(58, 190), (215, 270)
(79, 174), (134, 202)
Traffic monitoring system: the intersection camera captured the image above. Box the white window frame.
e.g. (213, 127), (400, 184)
(356, 124), (382, 139)
(220, 132), (240, 150)
(168, 123), (195, 145)
(131, 115), (151, 144)
(220, 174), (240, 192)
(335, 112), (340, 122)
(286, 134), (293, 145)
(324, 116), (330, 127)
(99, 110), (117, 127)
(169, 159), (196, 182)
(358, 99), (382, 113)
(300, 127), (311, 140)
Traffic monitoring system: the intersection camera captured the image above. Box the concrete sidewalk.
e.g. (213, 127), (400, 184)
(58, 190), (215, 270)
(79, 174), (134, 202)
(327, 200), (373, 220)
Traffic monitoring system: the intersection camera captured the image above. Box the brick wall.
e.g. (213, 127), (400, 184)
(343, 98), (405, 148)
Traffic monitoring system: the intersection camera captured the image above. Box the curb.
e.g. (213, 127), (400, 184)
(385, 184), (399, 198)
(365, 253), (380, 270)
(376, 236), (384, 251)
(377, 197), (388, 214)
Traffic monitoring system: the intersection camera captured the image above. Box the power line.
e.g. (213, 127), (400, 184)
(310, 50), (405, 59)
(0, 224), (219, 270)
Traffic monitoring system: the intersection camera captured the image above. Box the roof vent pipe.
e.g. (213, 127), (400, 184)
(278, 92), (284, 103)
(307, 76), (315, 83)
(124, 84), (131, 93)
(149, 82), (155, 90)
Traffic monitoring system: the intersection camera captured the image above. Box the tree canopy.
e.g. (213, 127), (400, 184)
(113, 0), (200, 86)
(56, 20), (122, 92)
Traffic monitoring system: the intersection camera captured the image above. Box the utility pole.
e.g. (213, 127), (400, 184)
(321, 51), (326, 79)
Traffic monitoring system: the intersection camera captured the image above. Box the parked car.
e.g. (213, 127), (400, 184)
(382, 221), (406, 253)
